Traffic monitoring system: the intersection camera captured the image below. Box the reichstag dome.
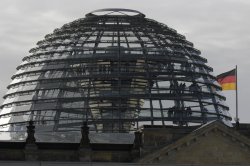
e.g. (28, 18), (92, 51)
(0, 8), (231, 134)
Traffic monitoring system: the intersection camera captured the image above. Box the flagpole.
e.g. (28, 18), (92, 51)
(235, 65), (239, 127)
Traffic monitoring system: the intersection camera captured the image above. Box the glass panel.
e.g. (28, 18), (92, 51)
(0, 132), (26, 141)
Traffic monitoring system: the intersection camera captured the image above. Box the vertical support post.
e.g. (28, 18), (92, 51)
(79, 122), (92, 162)
(26, 121), (36, 144)
(80, 122), (90, 148)
(235, 65), (240, 128)
(134, 131), (142, 149)
(25, 121), (38, 161)
(132, 130), (143, 159)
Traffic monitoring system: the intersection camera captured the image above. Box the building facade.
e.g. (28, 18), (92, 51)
(0, 8), (249, 165)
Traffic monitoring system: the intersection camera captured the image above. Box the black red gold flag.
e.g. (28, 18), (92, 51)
(217, 69), (236, 90)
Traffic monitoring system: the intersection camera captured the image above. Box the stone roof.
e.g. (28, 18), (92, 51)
(138, 120), (250, 164)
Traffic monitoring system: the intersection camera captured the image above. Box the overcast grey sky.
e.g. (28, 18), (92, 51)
(0, 0), (249, 122)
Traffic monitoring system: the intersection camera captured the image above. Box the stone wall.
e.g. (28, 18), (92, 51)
(142, 125), (198, 155)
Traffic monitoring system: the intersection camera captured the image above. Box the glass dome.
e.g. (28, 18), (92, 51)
(0, 8), (232, 133)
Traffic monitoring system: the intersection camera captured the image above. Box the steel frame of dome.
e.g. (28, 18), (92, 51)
(0, 9), (231, 133)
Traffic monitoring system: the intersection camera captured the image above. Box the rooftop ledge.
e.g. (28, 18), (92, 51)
(86, 8), (145, 17)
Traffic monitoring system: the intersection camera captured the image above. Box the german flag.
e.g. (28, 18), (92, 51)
(217, 69), (236, 90)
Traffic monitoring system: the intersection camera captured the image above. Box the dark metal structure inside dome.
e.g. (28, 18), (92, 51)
(0, 8), (231, 133)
